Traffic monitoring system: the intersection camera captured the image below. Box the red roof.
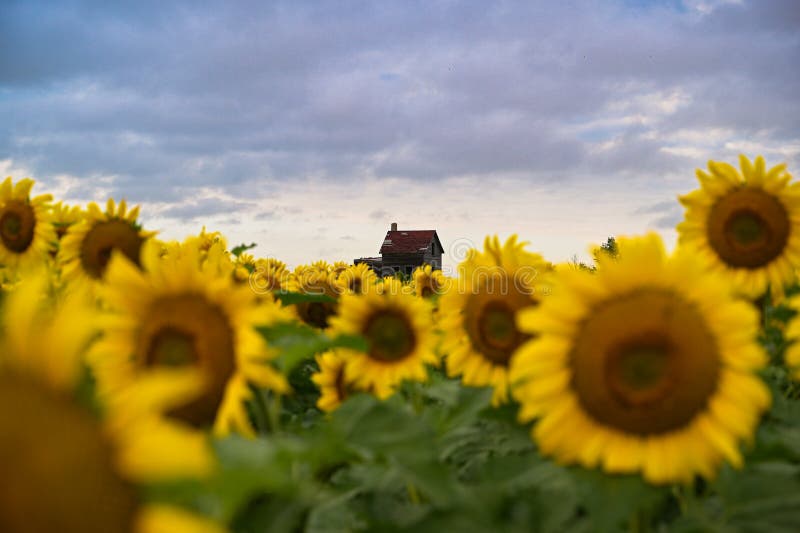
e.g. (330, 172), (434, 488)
(380, 230), (439, 254)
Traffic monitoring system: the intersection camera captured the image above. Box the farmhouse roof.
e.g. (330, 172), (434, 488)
(379, 229), (442, 255)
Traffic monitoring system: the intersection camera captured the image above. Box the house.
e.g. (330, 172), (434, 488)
(355, 222), (444, 276)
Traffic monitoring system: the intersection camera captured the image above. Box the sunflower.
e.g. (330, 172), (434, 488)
(58, 199), (155, 289)
(330, 285), (437, 399)
(440, 235), (551, 405)
(51, 201), (84, 240)
(250, 257), (291, 295)
(412, 264), (450, 299)
(0, 177), (56, 271)
(782, 296), (800, 379)
(311, 350), (358, 412)
(331, 260), (350, 276)
(336, 263), (378, 295)
(195, 226), (227, 254)
(90, 238), (291, 441)
(510, 233), (770, 484)
(0, 272), (226, 533)
(289, 266), (341, 330)
(677, 155), (800, 299)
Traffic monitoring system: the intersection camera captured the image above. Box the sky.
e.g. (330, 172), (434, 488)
(1, 0), (798, 272)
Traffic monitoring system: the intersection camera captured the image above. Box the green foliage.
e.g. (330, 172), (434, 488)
(231, 242), (257, 257)
(257, 321), (367, 373)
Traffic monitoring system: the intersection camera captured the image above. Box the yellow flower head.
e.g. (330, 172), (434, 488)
(336, 262), (378, 295)
(677, 155), (800, 299)
(330, 287), (437, 399)
(90, 238), (292, 443)
(51, 201), (84, 239)
(412, 264), (450, 299)
(510, 233), (771, 485)
(0, 177), (56, 271)
(58, 198), (155, 290)
(440, 235), (551, 405)
(311, 350), (356, 412)
(331, 260), (350, 276)
(249, 257), (291, 295)
(287, 265), (340, 330)
(0, 272), (226, 533)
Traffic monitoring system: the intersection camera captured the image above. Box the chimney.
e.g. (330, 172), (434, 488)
(390, 222), (397, 231)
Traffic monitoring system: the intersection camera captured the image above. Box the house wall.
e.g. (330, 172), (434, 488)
(382, 249), (442, 275)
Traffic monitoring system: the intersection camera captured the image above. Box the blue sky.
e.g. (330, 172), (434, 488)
(1, 0), (798, 269)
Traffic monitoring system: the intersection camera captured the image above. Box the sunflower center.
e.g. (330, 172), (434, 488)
(465, 289), (533, 367)
(0, 200), (36, 253)
(137, 294), (236, 428)
(707, 187), (790, 268)
(80, 220), (145, 279)
(570, 289), (719, 435)
(364, 310), (416, 362)
(299, 301), (337, 329)
(350, 278), (362, 293)
(0, 375), (138, 533)
(146, 328), (198, 367)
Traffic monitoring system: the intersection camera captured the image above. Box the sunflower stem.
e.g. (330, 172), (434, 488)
(267, 392), (283, 433)
(406, 482), (421, 504)
(628, 507), (650, 533)
(250, 386), (271, 434)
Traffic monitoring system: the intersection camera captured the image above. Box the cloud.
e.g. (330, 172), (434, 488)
(162, 197), (258, 222)
(1, 0), (797, 265)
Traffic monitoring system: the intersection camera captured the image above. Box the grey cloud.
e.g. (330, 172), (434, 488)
(1, 0), (797, 202)
(164, 197), (257, 221)
(369, 209), (390, 221)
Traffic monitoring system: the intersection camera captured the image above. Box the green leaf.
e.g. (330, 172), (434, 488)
(257, 321), (367, 372)
(231, 242), (256, 257)
(571, 468), (669, 533)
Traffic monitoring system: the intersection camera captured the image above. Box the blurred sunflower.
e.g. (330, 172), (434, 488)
(330, 286), (436, 399)
(336, 263), (378, 295)
(440, 235), (550, 405)
(412, 264), (449, 299)
(331, 260), (350, 276)
(250, 257), (291, 295)
(289, 266), (340, 329)
(0, 177), (56, 271)
(90, 239), (291, 439)
(195, 226), (227, 254)
(0, 273), (226, 533)
(782, 297), (800, 379)
(677, 155), (800, 299)
(311, 350), (356, 412)
(232, 252), (256, 283)
(59, 199), (155, 288)
(510, 233), (770, 485)
(51, 201), (83, 240)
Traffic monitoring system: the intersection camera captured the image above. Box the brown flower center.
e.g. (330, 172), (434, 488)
(80, 220), (145, 279)
(464, 286), (534, 367)
(363, 310), (416, 362)
(0, 375), (138, 533)
(0, 200), (36, 253)
(298, 301), (337, 329)
(570, 289), (720, 435)
(137, 294), (236, 428)
(707, 187), (790, 269)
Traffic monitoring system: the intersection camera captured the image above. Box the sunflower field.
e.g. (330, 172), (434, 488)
(3, 154), (800, 533)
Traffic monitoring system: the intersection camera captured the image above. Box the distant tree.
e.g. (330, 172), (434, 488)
(592, 236), (618, 265)
(568, 253), (595, 272)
